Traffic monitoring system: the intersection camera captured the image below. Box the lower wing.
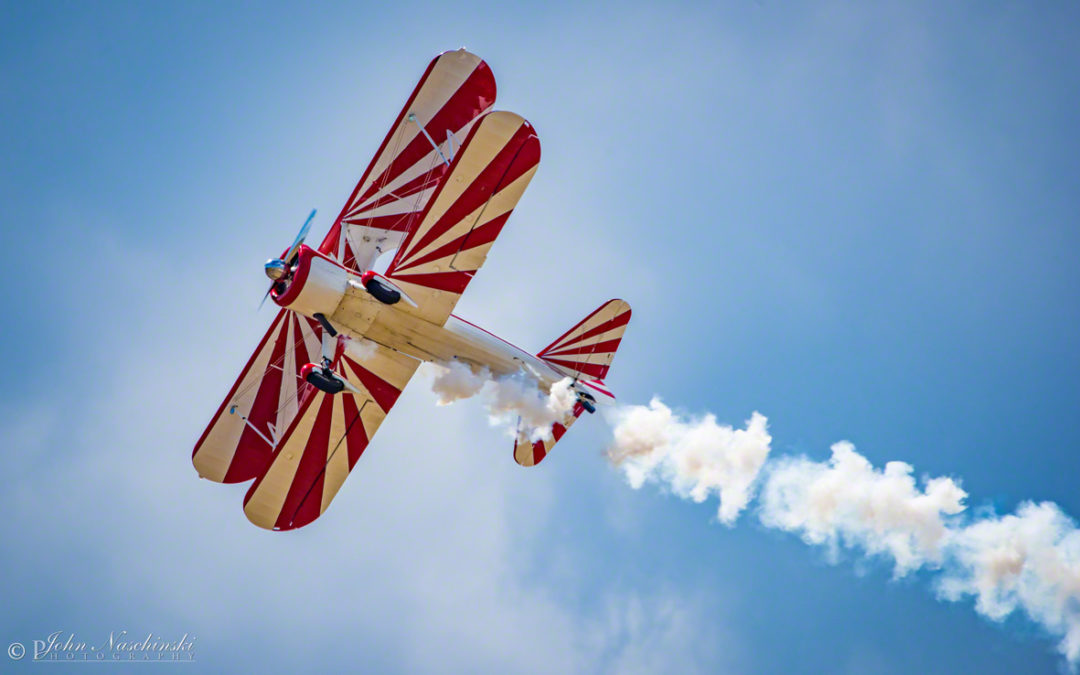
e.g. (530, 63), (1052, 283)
(192, 309), (323, 483)
(242, 342), (419, 530)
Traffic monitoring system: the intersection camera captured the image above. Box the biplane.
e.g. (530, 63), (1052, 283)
(192, 49), (631, 530)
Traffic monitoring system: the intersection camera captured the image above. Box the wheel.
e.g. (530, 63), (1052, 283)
(364, 277), (401, 305)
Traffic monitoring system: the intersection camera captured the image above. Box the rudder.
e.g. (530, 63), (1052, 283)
(537, 299), (631, 381)
(514, 299), (631, 467)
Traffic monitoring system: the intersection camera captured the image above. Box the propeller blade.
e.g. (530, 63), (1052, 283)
(282, 208), (316, 265)
(259, 208), (316, 310)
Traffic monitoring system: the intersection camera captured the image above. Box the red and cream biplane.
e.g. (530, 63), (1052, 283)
(192, 49), (631, 530)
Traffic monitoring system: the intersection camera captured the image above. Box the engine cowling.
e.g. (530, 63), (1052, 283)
(271, 245), (348, 317)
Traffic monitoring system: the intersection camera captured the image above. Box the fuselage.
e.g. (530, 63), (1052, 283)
(270, 244), (571, 392)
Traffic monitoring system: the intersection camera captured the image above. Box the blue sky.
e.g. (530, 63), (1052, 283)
(2, 1), (1079, 672)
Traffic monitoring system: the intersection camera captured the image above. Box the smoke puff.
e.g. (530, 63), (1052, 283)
(344, 336), (378, 361)
(432, 360), (489, 405)
(486, 375), (577, 441)
(607, 398), (771, 526)
(759, 441), (967, 576)
(938, 501), (1080, 664)
(431, 361), (576, 441)
(758, 442), (1080, 664)
(430, 365), (1080, 664)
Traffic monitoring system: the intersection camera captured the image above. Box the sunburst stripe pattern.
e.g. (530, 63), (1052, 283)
(513, 402), (586, 467)
(242, 345), (419, 530)
(383, 111), (541, 325)
(537, 300), (632, 381)
(193, 310), (324, 484)
(317, 49), (497, 272)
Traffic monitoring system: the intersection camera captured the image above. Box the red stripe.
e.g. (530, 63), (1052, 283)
(389, 269), (473, 293)
(223, 314), (291, 483)
(454, 209), (511, 256)
(542, 358), (610, 379)
(393, 123), (536, 269)
(541, 309), (631, 355)
(286, 391), (373, 528)
(242, 380), (321, 505)
(552, 422), (567, 441)
(532, 440), (546, 464)
(392, 211), (511, 273)
(557, 311), (631, 349)
(341, 392), (370, 469)
(541, 338), (623, 359)
(582, 380), (614, 398)
(344, 357), (403, 412)
(193, 309), (285, 463)
(275, 393), (336, 530)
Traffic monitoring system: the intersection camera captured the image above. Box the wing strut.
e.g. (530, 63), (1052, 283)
(446, 130), (460, 161)
(407, 112), (452, 168)
(228, 405), (277, 448)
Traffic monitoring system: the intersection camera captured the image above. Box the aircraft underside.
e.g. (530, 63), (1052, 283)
(192, 49), (630, 530)
(277, 242), (570, 394)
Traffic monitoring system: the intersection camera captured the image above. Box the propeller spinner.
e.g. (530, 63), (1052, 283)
(260, 208), (317, 307)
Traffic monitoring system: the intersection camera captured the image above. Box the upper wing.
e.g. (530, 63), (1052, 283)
(192, 309), (323, 483)
(319, 49), (497, 272)
(242, 341), (419, 530)
(383, 111), (541, 325)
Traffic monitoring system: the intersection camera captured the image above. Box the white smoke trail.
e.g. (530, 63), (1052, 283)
(759, 441), (967, 575)
(428, 361), (1080, 663)
(431, 360), (488, 405)
(758, 442), (1080, 664)
(430, 361), (576, 441)
(606, 398), (772, 526)
(606, 405), (1080, 665)
(939, 502), (1080, 664)
(343, 336), (378, 361)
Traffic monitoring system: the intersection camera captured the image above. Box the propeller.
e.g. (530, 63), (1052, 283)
(260, 208), (317, 309)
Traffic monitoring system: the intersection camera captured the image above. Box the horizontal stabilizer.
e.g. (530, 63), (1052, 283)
(513, 401), (587, 467)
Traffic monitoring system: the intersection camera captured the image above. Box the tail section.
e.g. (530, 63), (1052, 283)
(514, 299), (632, 467)
(513, 401), (587, 467)
(537, 299), (631, 381)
